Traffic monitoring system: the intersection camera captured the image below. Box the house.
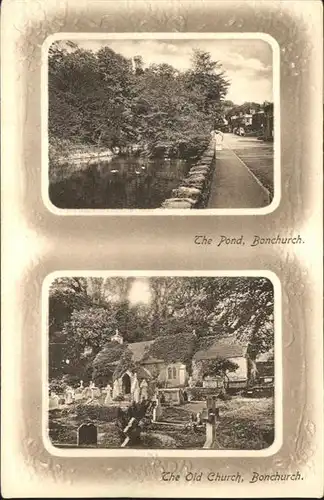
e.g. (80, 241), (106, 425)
(192, 337), (251, 390)
(255, 349), (274, 378)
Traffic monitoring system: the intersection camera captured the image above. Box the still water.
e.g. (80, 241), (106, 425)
(49, 155), (192, 209)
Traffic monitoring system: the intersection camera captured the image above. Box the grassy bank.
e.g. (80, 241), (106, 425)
(48, 396), (274, 450)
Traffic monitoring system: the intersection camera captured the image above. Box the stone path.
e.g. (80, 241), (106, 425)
(208, 133), (272, 209)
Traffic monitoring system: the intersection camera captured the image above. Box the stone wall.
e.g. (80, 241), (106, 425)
(160, 140), (216, 209)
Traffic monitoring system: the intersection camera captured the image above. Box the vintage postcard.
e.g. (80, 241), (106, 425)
(1, 0), (323, 498)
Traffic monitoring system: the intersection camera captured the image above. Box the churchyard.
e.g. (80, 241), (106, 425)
(48, 276), (275, 450)
(48, 379), (274, 450)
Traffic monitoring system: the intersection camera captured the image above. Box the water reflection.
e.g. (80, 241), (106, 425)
(49, 155), (192, 209)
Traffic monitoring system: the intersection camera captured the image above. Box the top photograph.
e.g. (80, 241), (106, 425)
(43, 34), (279, 214)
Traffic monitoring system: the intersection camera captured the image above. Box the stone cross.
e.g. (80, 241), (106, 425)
(203, 396), (220, 449)
(104, 383), (112, 405)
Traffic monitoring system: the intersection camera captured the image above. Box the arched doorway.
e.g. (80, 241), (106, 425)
(122, 373), (131, 395)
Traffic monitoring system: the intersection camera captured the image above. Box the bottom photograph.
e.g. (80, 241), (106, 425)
(46, 274), (276, 451)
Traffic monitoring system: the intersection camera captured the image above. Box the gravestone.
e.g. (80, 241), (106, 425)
(75, 380), (85, 400)
(131, 374), (140, 404)
(77, 423), (98, 446)
(113, 379), (120, 399)
(91, 387), (101, 399)
(152, 394), (162, 422)
(203, 396), (220, 449)
(139, 379), (148, 401)
(104, 383), (112, 405)
(49, 393), (59, 409)
(65, 387), (74, 404)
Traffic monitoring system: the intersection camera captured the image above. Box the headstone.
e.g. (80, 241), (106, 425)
(152, 394), (162, 422)
(49, 393), (59, 409)
(91, 387), (101, 399)
(203, 396), (220, 448)
(113, 379), (120, 399)
(139, 379), (148, 401)
(104, 383), (112, 405)
(188, 376), (194, 388)
(131, 374), (140, 404)
(77, 423), (98, 446)
(65, 387), (74, 404)
(82, 386), (92, 399)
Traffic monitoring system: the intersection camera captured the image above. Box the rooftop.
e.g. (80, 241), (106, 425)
(194, 338), (248, 361)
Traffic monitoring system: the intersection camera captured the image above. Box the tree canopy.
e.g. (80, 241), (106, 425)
(49, 276), (274, 381)
(48, 42), (230, 159)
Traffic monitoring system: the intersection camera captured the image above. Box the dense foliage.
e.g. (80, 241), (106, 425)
(49, 276), (274, 381)
(49, 42), (229, 159)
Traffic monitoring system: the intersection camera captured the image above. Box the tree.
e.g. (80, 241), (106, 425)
(61, 307), (116, 362)
(201, 357), (239, 378)
(49, 276), (274, 382)
(48, 44), (230, 160)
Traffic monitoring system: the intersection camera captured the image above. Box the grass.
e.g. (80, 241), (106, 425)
(158, 396), (274, 449)
(48, 396), (274, 450)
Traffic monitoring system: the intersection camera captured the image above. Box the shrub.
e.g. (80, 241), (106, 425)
(49, 378), (67, 394)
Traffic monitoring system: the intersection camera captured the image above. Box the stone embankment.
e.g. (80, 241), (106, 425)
(56, 149), (114, 166)
(161, 141), (216, 209)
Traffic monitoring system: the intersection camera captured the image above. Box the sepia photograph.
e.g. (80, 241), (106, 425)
(46, 274), (277, 452)
(45, 35), (277, 212)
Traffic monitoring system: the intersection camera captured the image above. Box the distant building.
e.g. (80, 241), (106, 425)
(192, 338), (251, 390)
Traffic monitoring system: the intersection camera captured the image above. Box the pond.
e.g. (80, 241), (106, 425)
(49, 155), (193, 209)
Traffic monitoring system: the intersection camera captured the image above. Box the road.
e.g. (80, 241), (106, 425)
(208, 133), (274, 209)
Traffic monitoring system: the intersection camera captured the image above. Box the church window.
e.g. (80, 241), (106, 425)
(172, 367), (177, 379)
(167, 367), (172, 379)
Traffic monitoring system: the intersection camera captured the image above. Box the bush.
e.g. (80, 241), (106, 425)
(49, 378), (67, 394)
